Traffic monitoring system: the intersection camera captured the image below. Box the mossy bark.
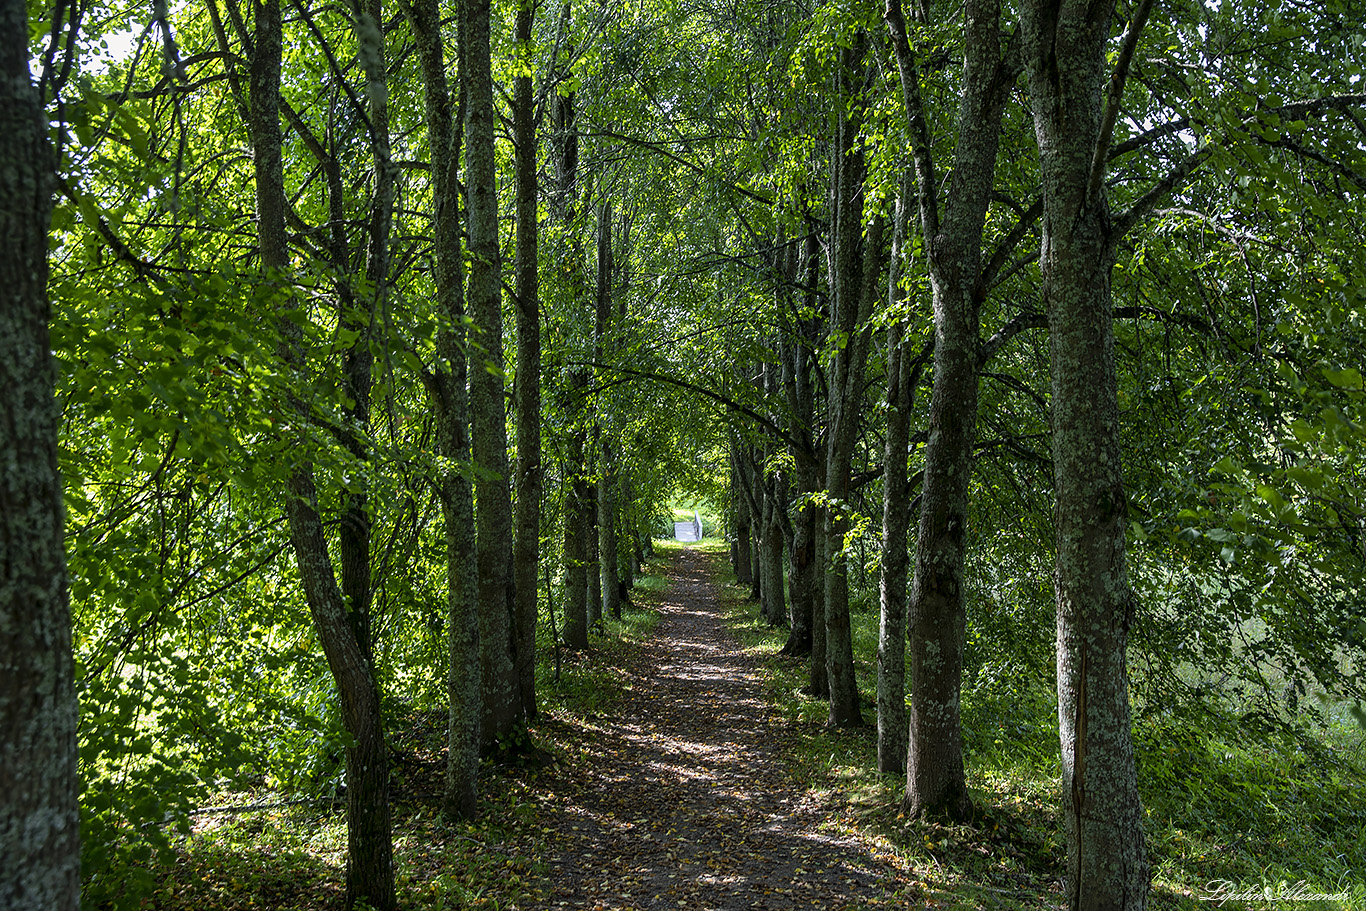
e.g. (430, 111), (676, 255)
(1021, 1), (1150, 906)
(0, 6), (79, 905)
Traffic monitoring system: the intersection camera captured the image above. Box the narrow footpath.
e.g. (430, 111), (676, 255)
(535, 546), (899, 910)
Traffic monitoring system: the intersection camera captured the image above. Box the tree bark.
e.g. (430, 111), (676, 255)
(512, 0), (541, 719)
(337, 0), (394, 669)
(547, 20), (589, 651)
(1021, 1), (1151, 907)
(401, 0), (481, 819)
(877, 191), (913, 774)
(562, 373), (590, 649)
(731, 441), (754, 586)
(782, 230), (822, 659)
(251, 2), (395, 905)
(0, 6), (79, 904)
(824, 39), (880, 726)
(462, 0), (521, 749)
(885, 0), (1017, 821)
(586, 489), (602, 630)
(595, 201), (622, 623)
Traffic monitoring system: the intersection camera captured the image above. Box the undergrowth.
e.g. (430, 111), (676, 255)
(714, 550), (1366, 911)
(136, 551), (671, 911)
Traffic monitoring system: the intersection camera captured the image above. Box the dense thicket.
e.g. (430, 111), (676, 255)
(5, 0), (1365, 907)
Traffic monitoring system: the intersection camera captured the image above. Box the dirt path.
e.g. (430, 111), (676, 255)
(535, 546), (898, 910)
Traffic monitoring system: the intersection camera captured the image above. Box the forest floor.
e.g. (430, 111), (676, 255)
(149, 541), (1366, 910)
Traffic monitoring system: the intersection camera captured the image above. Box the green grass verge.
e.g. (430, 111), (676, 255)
(704, 548), (1366, 911)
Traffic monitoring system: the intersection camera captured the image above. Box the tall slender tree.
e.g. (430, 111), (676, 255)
(884, 0), (1020, 820)
(823, 34), (883, 726)
(246, 0), (395, 904)
(463, 0), (521, 747)
(401, 0), (482, 821)
(512, 0), (542, 718)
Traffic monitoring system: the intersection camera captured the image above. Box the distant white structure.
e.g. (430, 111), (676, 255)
(674, 510), (703, 542)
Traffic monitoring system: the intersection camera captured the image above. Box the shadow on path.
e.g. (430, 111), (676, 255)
(539, 546), (898, 910)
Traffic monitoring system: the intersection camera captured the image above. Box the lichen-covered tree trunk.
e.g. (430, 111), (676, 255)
(1021, 1), (1150, 907)
(781, 231), (822, 659)
(511, 0), (541, 718)
(402, 0), (481, 819)
(0, 7), (79, 904)
(885, 0), (1016, 820)
(877, 196), (913, 772)
(824, 39), (881, 725)
(462, 0), (520, 749)
(250, 2), (394, 904)
(595, 201), (622, 623)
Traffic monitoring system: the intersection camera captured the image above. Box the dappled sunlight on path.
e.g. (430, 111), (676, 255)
(537, 547), (897, 910)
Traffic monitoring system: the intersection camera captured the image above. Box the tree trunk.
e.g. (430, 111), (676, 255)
(877, 193), (913, 773)
(1021, 1), (1150, 907)
(885, 0), (1018, 820)
(595, 201), (622, 622)
(562, 376), (590, 649)
(782, 230), (822, 658)
(731, 441), (754, 586)
(760, 478), (787, 626)
(547, 23), (588, 651)
(401, 0), (482, 819)
(336, 0), (394, 683)
(808, 489), (829, 698)
(462, 0), (520, 749)
(586, 491), (602, 630)
(598, 440), (621, 621)
(251, 3), (394, 904)
(511, 0), (541, 719)
(0, 9), (79, 904)
(824, 39), (880, 725)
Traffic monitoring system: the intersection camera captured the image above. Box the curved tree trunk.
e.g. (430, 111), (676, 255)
(250, 3), (394, 905)
(0, 10), (79, 904)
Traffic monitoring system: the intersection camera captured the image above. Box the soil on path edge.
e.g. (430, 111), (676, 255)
(534, 546), (898, 910)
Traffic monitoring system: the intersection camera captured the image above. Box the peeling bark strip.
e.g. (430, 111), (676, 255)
(400, 0), (481, 820)
(0, 3), (79, 906)
(1020, 0), (1150, 908)
(250, 1), (394, 904)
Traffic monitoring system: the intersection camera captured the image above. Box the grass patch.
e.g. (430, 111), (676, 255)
(704, 547), (1366, 911)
